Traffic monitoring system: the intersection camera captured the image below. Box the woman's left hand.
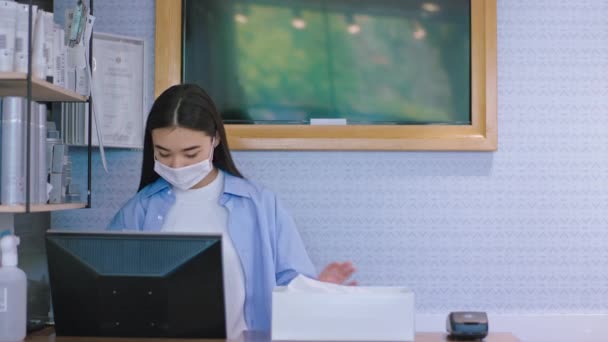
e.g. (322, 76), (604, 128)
(318, 261), (357, 285)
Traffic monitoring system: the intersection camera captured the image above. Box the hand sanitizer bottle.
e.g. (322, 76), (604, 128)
(0, 235), (27, 341)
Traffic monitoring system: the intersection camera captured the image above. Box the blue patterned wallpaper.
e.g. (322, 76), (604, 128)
(52, 0), (608, 314)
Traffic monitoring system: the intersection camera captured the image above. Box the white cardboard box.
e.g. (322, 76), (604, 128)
(271, 286), (415, 341)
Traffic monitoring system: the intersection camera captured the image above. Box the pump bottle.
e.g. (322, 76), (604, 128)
(0, 235), (27, 342)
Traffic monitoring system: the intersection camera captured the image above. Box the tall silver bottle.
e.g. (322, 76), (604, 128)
(1, 97), (26, 205)
(38, 104), (47, 204)
(28, 101), (39, 203)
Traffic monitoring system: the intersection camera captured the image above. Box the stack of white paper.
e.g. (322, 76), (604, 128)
(272, 276), (415, 341)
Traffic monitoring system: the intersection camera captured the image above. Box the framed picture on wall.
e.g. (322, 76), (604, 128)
(91, 32), (146, 149)
(155, 0), (496, 151)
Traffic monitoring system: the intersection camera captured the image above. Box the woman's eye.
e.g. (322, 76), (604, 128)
(158, 153), (170, 158)
(185, 154), (198, 159)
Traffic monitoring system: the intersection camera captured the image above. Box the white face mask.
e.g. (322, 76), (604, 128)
(153, 138), (215, 190)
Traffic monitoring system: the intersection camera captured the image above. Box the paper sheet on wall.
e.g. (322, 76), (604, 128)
(89, 32), (145, 149)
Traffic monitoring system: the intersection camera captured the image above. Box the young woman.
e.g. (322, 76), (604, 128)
(108, 84), (356, 337)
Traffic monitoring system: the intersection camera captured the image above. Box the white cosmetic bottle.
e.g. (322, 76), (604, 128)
(0, 235), (27, 342)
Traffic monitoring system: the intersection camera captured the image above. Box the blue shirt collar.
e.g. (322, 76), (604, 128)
(140, 170), (252, 198)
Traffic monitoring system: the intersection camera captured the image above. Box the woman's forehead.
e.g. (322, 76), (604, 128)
(152, 127), (212, 146)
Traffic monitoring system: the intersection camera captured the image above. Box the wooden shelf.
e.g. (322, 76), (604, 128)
(0, 205), (26, 213)
(0, 203), (87, 213)
(0, 72), (87, 102)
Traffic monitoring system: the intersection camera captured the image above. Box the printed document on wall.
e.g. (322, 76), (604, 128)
(90, 32), (145, 148)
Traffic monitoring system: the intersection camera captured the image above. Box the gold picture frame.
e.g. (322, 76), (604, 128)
(155, 0), (496, 151)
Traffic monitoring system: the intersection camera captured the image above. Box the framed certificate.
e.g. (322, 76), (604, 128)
(90, 32), (146, 149)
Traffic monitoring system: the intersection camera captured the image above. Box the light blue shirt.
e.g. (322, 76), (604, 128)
(108, 171), (317, 332)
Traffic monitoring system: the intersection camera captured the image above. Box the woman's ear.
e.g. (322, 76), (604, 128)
(214, 134), (220, 147)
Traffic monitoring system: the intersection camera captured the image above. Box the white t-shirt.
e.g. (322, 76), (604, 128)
(161, 171), (247, 339)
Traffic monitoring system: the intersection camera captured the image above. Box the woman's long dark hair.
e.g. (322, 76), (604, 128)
(138, 84), (243, 191)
